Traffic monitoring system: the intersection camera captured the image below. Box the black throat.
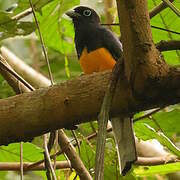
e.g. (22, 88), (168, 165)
(73, 21), (103, 59)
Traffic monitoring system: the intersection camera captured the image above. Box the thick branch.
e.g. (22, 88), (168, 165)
(0, 66), (180, 145)
(116, 0), (169, 94)
(0, 54), (92, 179)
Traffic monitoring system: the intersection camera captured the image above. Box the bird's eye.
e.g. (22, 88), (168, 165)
(83, 9), (92, 17)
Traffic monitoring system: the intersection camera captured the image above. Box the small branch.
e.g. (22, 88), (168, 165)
(43, 134), (57, 180)
(29, 0), (54, 85)
(0, 161), (70, 171)
(0, 55), (34, 91)
(0, 157), (177, 171)
(135, 156), (179, 166)
(0, 55), (30, 93)
(12, 8), (32, 20)
(1, 46), (51, 88)
(58, 130), (92, 180)
(149, 0), (174, 18)
(156, 40), (180, 52)
(161, 0), (180, 17)
(133, 108), (161, 123)
(101, 23), (180, 36)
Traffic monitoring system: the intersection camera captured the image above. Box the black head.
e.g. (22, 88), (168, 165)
(66, 6), (100, 25)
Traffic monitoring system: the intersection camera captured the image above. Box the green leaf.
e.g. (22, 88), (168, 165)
(134, 123), (180, 157)
(80, 140), (95, 170)
(149, 0), (180, 65)
(133, 162), (180, 176)
(0, 142), (44, 162)
(0, 10), (35, 40)
(36, 0), (79, 54)
(13, 0), (54, 15)
(138, 109), (180, 138)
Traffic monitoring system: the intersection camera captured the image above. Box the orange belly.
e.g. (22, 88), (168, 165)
(79, 48), (116, 74)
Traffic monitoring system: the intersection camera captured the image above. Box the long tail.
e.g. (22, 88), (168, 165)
(111, 117), (137, 175)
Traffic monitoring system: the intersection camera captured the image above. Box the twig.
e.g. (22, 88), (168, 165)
(0, 56), (34, 91)
(12, 8), (32, 20)
(53, 131), (58, 170)
(44, 134), (57, 180)
(71, 130), (81, 155)
(47, 131), (56, 152)
(149, 116), (165, 133)
(150, 25), (180, 35)
(149, 0), (174, 18)
(101, 23), (180, 35)
(29, 0), (54, 85)
(133, 108), (161, 123)
(156, 40), (180, 51)
(1, 46), (51, 88)
(161, 0), (180, 17)
(0, 55), (30, 93)
(0, 157), (178, 171)
(0, 161), (70, 171)
(135, 156), (179, 166)
(58, 130), (92, 180)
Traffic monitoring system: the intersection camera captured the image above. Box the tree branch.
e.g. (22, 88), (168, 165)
(0, 55), (31, 93)
(0, 46), (51, 88)
(161, 0), (180, 17)
(0, 161), (70, 171)
(0, 157), (178, 171)
(0, 55), (92, 179)
(149, 0), (174, 19)
(58, 130), (92, 180)
(0, 65), (180, 145)
(156, 40), (180, 52)
(135, 156), (178, 166)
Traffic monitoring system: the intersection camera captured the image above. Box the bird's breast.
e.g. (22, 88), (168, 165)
(79, 47), (116, 74)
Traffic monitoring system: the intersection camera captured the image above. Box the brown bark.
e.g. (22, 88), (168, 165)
(0, 67), (180, 145)
(135, 156), (178, 166)
(58, 130), (92, 180)
(0, 161), (70, 171)
(156, 40), (180, 52)
(0, 56), (92, 179)
(116, 0), (169, 94)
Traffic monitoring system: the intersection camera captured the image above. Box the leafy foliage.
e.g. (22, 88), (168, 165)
(0, 11), (35, 40)
(0, 0), (179, 179)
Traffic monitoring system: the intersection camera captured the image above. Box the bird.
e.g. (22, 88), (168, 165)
(66, 6), (137, 176)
